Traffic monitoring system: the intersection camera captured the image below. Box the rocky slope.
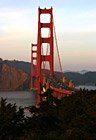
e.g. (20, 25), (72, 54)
(0, 62), (30, 90)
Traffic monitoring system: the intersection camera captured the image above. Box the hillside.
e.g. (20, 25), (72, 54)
(4, 59), (31, 74)
(0, 58), (96, 86)
(0, 62), (30, 90)
(63, 72), (96, 86)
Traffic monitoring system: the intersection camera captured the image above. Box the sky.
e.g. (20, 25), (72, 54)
(0, 0), (96, 71)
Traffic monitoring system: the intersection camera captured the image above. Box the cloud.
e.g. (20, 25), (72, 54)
(0, 8), (38, 39)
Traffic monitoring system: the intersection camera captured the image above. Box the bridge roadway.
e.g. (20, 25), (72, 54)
(48, 77), (73, 91)
(41, 76), (74, 99)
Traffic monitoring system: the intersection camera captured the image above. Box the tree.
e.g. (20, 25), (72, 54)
(24, 89), (96, 140)
(1, 89), (96, 140)
(56, 89), (96, 140)
(0, 98), (25, 140)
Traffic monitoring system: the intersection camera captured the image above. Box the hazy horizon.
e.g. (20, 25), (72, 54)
(0, 57), (96, 72)
(0, 0), (96, 71)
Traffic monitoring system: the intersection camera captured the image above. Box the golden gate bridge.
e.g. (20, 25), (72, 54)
(30, 7), (76, 104)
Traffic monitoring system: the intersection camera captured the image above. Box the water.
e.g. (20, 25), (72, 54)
(76, 85), (96, 90)
(0, 90), (37, 116)
(0, 87), (95, 116)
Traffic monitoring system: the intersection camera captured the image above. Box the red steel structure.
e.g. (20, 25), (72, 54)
(31, 7), (76, 104)
(31, 43), (37, 90)
(31, 7), (54, 104)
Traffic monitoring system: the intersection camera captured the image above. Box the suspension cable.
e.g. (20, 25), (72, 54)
(53, 20), (63, 79)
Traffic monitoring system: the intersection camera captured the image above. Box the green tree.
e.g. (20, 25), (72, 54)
(0, 98), (25, 140)
(24, 89), (96, 140)
(1, 89), (96, 140)
(23, 89), (61, 139)
(56, 89), (96, 140)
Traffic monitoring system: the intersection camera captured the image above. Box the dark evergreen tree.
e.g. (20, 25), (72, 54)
(0, 98), (25, 140)
(0, 89), (96, 140)
(24, 89), (96, 140)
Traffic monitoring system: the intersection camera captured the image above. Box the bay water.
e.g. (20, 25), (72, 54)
(0, 86), (96, 107)
(0, 86), (96, 116)
(76, 85), (96, 90)
(0, 90), (37, 116)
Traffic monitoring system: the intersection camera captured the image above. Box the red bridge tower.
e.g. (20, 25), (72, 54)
(31, 7), (53, 104)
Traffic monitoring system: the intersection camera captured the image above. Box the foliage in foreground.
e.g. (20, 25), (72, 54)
(0, 98), (25, 140)
(0, 89), (96, 140)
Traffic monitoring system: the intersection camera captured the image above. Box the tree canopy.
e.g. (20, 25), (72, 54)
(0, 89), (96, 140)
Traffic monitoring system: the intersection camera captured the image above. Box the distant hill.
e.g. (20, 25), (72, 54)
(0, 58), (96, 86)
(63, 72), (96, 86)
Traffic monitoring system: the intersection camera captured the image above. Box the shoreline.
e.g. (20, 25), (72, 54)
(0, 89), (31, 92)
